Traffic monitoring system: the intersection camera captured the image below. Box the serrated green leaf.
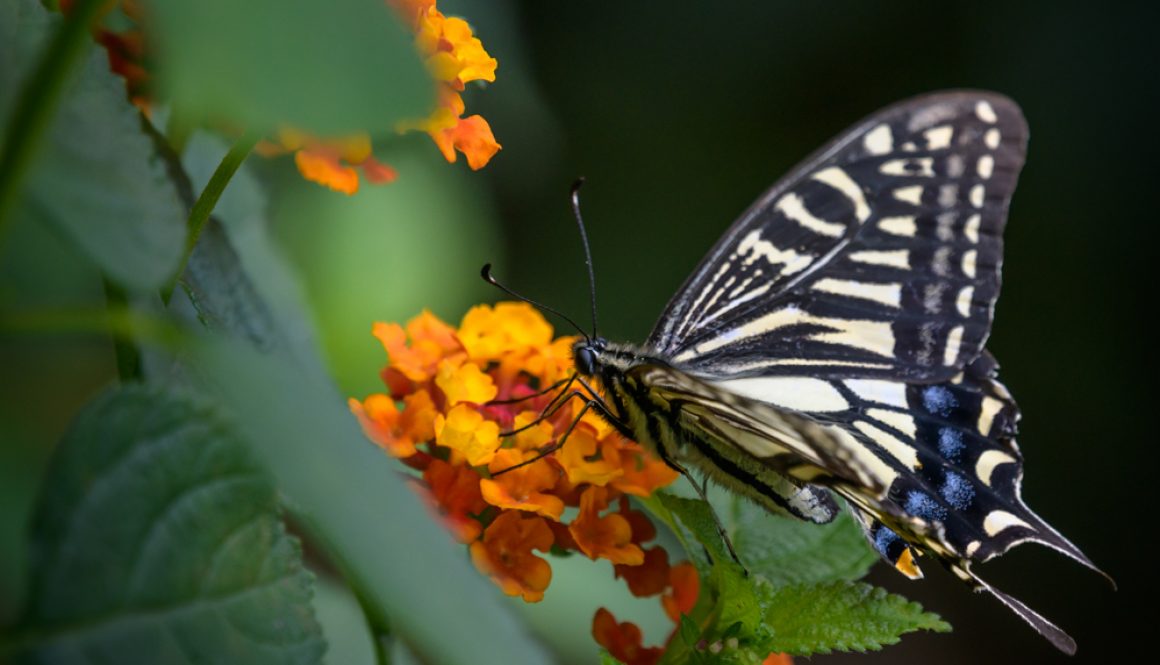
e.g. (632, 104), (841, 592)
(760, 581), (950, 655)
(151, 0), (433, 136)
(730, 500), (878, 587)
(708, 563), (765, 640)
(16, 385), (324, 665)
(8, 2), (185, 292)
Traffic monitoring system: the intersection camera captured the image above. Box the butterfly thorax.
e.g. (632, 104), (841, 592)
(573, 337), (846, 524)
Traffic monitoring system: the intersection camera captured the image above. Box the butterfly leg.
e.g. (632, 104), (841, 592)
(486, 375), (574, 405)
(492, 389), (626, 476)
(651, 450), (747, 573)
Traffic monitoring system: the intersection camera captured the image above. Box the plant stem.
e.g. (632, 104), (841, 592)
(102, 278), (142, 380)
(0, 306), (182, 347)
(161, 130), (260, 305)
(0, 0), (106, 247)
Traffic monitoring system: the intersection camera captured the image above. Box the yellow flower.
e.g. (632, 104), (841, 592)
(434, 404), (500, 466)
(435, 360), (498, 406)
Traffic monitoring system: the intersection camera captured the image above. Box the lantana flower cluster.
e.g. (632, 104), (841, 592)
(349, 303), (698, 662)
(261, 0), (501, 193)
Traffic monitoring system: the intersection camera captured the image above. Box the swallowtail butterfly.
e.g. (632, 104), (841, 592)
(491, 91), (1108, 654)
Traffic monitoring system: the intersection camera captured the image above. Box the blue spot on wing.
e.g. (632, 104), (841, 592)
(922, 385), (957, 417)
(938, 427), (965, 461)
(875, 525), (901, 557)
(940, 470), (976, 510)
(905, 490), (948, 522)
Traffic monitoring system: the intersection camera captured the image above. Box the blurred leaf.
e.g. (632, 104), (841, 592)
(312, 576), (376, 665)
(152, 0), (433, 136)
(731, 502), (878, 587)
(170, 137), (323, 374)
(16, 385), (324, 665)
(760, 581), (950, 655)
(599, 651), (625, 665)
(188, 336), (551, 665)
(4, 2), (185, 291)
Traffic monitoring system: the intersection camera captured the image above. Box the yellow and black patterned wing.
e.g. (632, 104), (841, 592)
(628, 354), (1103, 654)
(629, 92), (1108, 653)
(648, 91), (1024, 382)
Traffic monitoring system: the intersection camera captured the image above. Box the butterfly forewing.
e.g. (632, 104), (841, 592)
(649, 91), (1026, 383)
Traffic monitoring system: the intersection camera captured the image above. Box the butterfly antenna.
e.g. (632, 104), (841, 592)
(481, 264), (591, 342)
(571, 178), (600, 338)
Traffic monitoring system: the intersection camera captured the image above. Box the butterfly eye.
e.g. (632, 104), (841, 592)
(574, 346), (597, 376)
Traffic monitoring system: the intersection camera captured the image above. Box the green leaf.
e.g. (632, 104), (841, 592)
(653, 491), (729, 567)
(730, 500), (878, 587)
(6, 2), (185, 291)
(151, 0), (434, 136)
(15, 385), (324, 664)
(188, 336), (551, 665)
(171, 133), (324, 374)
(760, 581), (950, 655)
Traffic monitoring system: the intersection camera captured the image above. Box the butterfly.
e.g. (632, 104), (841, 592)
(487, 90), (1108, 654)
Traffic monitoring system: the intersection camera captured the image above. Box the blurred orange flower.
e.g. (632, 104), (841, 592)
(268, 0), (501, 193)
(423, 458), (487, 542)
(592, 608), (663, 665)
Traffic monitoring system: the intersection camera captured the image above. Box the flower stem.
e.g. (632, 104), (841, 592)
(161, 130), (261, 305)
(103, 277), (142, 380)
(0, 0), (107, 247)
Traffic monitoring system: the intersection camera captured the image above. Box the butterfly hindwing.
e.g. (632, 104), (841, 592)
(648, 91), (1026, 382)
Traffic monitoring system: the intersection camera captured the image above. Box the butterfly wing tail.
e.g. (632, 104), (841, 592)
(955, 563), (1078, 655)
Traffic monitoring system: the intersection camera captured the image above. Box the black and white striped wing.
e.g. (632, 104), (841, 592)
(648, 91), (1025, 382)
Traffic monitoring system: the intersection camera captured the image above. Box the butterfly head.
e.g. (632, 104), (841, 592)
(572, 336), (606, 377)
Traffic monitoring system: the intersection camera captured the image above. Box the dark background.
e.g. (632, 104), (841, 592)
(1, 1), (1153, 662)
(471, 1), (1154, 662)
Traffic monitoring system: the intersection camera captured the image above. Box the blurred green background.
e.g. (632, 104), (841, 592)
(2, 0), (1153, 662)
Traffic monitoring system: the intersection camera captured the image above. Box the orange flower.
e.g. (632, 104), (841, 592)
(423, 458), (487, 542)
(661, 562), (700, 623)
(470, 511), (553, 602)
(508, 411), (556, 452)
(556, 424), (624, 487)
(592, 608), (663, 665)
(436, 360), (497, 406)
(615, 546), (671, 598)
(570, 486), (644, 565)
(457, 302), (554, 364)
(430, 114), (501, 170)
(611, 442), (681, 497)
(348, 389), (437, 458)
(763, 654), (794, 665)
(480, 450), (565, 520)
(413, 11), (497, 88)
(434, 404), (500, 466)
(374, 311), (463, 386)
